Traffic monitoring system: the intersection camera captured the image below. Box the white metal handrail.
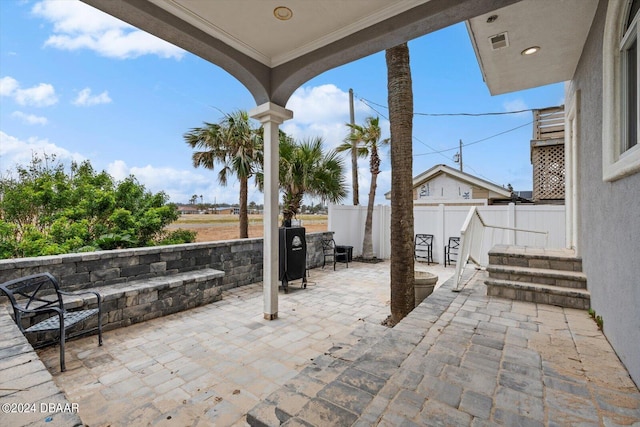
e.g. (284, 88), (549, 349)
(452, 207), (549, 291)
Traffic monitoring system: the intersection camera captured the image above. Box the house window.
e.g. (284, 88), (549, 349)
(622, 1), (639, 152)
(603, 0), (640, 180)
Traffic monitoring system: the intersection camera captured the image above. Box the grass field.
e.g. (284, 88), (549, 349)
(170, 214), (328, 241)
(174, 213), (327, 224)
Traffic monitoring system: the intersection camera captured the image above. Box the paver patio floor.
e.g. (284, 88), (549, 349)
(38, 261), (450, 426)
(37, 262), (640, 426)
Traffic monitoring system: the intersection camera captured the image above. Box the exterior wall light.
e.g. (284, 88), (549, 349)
(274, 6), (293, 21)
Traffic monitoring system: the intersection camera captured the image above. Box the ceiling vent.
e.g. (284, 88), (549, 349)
(489, 32), (509, 50)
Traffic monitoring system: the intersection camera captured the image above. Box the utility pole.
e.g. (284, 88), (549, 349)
(349, 88), (359, 205)
(454, 139), (464, 172)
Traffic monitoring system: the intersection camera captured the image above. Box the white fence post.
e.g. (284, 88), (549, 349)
(328, 204), (335, 235)
(436, 204), (445, 264)
(508, 202), (516, 245)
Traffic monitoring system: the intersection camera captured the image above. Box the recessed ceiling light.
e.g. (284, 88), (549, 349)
(521, 46), (541, 55)
(274, 6), (292, 21)
(486, 15), (498, 23)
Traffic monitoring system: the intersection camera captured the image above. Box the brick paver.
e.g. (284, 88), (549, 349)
(249, 269), (640, 426)
(27, 262), (640, 426)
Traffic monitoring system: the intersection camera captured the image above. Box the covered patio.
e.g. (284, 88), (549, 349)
(79, 0), (528, 321)
(30, 263), (640, 426)
(2, 2), (638, 425)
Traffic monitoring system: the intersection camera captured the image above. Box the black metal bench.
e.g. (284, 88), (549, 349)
(0, 273), (102, 372)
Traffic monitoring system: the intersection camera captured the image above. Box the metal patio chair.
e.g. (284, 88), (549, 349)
(0, 273), (103, 372)
(444, 237), (460, 267)
(414, 234), (434, 264)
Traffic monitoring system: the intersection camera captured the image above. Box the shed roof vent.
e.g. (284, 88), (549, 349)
(489, 32), (509, 50)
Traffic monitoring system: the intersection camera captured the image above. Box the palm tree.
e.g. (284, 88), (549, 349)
(338, 116), (388, 260)
(184, 110), (262, 238)
(386, 43), (415, 325)
(262, 134), (347, 224)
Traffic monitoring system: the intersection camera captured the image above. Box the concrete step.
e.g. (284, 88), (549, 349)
(486, 264), (587, 289)
(485, 278), (590, 310)
(488, 245), (582, 272)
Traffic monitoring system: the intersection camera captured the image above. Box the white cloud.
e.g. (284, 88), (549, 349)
(343, 163), (392, 206)
(503, 98), (530, 118)
(105, 159), (130, 181)
(106, 160), (249, 204)
(0, 135), (255, 205)
(10, 111), (48, 125)
(281, 84), (392, 205)
(0, 76), (19, 96)
(0, 76), (58, 107)
(0, 131), (85, 174)
(283, 84), (388, 151)
(15, 83), (58, 107)
(73, 88), (111, 106)
(32, 0), (184, 60)
(285, 84), (351, 125)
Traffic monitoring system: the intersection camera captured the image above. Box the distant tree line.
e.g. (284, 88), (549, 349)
(0, 155), (195, 259)
(178, 201), (327, 215)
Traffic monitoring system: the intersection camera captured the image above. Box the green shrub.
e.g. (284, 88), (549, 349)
(0, 155), (183, 258)
(158, 229), (197, 245)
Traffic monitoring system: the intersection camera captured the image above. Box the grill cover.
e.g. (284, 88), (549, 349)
(279, 227), (306, 282)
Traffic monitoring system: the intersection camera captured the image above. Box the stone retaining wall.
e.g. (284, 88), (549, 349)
(0, 231), (334, 292)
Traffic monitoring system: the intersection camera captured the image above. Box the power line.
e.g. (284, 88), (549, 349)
(358, 97), (446, 158)
(358, 97), (533, 157)
(414, 121), (533, 156)
(462, 163), (501, 186)
(360, 97), (541, 117)
(356, 94), (534, 188)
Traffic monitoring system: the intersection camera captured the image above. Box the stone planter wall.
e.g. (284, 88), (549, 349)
(0, 231), (334, 292)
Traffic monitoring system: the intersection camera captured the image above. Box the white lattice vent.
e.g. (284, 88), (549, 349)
(532, 142), (565, 201)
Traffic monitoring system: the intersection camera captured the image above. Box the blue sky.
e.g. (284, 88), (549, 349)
(0, 0), (564, 206)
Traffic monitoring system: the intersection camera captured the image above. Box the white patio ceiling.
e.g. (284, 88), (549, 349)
(466, 0), (599, 95)
(81, 0), (524, 105)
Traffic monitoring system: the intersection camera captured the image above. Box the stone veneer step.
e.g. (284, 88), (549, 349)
(488, 245), (582, 272)
(485, 278), (590, 310)
(486, 264), (587, 289)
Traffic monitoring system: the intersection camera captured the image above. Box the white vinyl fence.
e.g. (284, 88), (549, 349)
(328, 203), (565, 261)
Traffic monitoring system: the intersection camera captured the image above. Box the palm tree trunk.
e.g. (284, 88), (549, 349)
(386, 43), (415, 324)
(239, 176), (249, 238)
(361, 172), (377, 259)
(352, 144), (359, 206)
(282, 192), (303, 223)
(362, 146), (379, 259)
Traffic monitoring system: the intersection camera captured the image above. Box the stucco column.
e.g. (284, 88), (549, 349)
(249, 102), (293, 320)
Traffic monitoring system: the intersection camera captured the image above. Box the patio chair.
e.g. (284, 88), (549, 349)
(444, 237), (460, 267)
(321, 238), (337, 270)
(414, 234), (434, 264)
(0, 273), (103, 372)
(321, 238), (350, 270)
